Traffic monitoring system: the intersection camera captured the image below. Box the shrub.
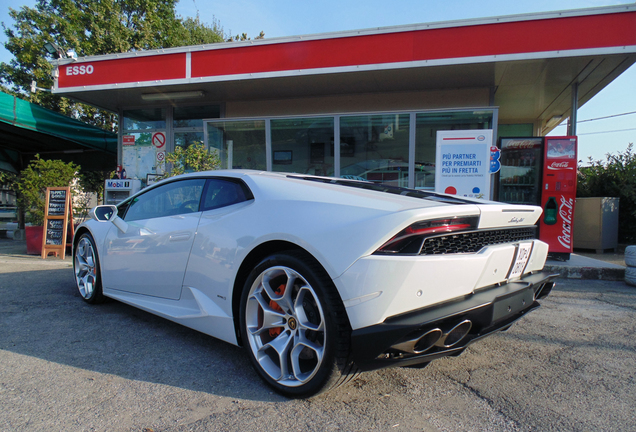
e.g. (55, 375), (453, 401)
(14, 155), (80, 226)
(577, 143), (636, 243)
(162, 143), (221, 178)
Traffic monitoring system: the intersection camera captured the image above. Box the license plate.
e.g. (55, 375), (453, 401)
(508, 242), (532, 279)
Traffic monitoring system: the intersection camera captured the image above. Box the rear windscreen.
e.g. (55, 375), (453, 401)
(287, 175), (476, 205)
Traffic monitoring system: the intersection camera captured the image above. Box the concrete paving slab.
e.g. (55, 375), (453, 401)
(545, 253), (626, 281)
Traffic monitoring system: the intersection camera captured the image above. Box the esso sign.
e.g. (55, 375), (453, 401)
(66, 64), (94, 76)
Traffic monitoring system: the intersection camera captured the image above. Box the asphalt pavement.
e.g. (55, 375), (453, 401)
(1, 241), (635, 431)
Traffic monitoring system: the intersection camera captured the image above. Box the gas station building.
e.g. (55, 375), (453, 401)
(51, 4), (636, 192)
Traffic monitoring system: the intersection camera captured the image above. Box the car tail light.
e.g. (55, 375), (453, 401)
(375, 216), (479, 254)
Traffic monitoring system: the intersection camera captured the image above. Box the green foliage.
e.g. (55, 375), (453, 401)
(1, 1), (261, 131)
(0, 171), (18, 194)
(163, 143), (221, 178)
(78, 169), (111, 202)
(180, 15), (225, 46)
(14, 155), (80, 226)
(578, 143), (636, 243)
(228, 30), (265, 42)
(0, 171), (17, 182)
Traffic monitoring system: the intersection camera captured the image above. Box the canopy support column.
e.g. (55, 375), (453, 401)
(567, 82), (579, 136)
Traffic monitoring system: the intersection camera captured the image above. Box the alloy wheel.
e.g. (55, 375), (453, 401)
(75, 236), (97, 299)
(244, 265), (326, 388)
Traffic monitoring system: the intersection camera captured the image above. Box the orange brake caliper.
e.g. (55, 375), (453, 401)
(269, 284), (286, 338)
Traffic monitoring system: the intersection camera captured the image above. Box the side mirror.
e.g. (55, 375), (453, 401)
(89, 205), (117, 222)
(89, 205), (128, 233)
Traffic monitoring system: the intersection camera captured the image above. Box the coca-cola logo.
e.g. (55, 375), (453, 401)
(547, 161), (574, 170)
(502, 140), (540, 150)
(557, 196), (574, 249)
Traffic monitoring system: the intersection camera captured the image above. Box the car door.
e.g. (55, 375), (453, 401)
(181, 178), (254, 315)
(101, 178), (206, 300)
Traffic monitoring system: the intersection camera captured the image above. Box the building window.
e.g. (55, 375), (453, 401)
(203, 108), (496, 188)
(207, 120), (266, 170)
(174, 105), (221, 149)
(122, 108), (166, 146)
(122, 108), (167, 182)
(271, 117), (334, 176)
(174, 105), (221, 129)
(340, 114), (410, 187)
(123, 108), (166, 131)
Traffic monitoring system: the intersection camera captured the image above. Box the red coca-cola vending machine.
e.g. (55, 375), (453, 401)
(539, 136), (577, 260)
(497, 136), (578, 259)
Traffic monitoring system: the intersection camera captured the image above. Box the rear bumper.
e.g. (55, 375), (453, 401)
(350, 271), (557, 371)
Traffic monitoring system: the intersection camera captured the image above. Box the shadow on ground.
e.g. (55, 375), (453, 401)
(0, 264), (283, 403)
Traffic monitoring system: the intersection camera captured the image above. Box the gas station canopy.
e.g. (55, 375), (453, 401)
(52, 5), (636, 130)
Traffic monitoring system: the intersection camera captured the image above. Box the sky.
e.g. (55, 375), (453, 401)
(0, 0), (634, 163)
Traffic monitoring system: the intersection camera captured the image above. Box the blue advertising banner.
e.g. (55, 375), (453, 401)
(435, 129), (494, 199)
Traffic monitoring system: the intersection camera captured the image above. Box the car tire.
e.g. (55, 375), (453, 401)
(239, 250), (358, 397)
(625, 245), (636, 268)
(626, 267), (636, 287)
(73, 232), (105, 304)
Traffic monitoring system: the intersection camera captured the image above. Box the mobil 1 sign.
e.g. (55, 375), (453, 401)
(435, 129), (493, 199)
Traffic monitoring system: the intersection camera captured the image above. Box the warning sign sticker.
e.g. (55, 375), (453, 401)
(152, 132), (166, 149)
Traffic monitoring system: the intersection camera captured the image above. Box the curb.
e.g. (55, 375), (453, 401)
(544, 264), (626, 281)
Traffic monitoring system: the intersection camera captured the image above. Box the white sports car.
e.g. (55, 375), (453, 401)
(73, 170), (555, 397)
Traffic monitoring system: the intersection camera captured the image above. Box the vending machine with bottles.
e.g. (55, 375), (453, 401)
(538, 136), (578, 260)
(497, 136), (578, 259)
(497, 137), (543, 205)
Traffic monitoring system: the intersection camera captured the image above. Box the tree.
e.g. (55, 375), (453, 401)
(578, 143), (636, 243)
(0, 0), (260, 130)
(180, 15), (225, 46)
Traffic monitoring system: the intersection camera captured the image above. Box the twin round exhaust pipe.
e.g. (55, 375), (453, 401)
(393, 320), (472, 354)
(389, 283), (554, 357)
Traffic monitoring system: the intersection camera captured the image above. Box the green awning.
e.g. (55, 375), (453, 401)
(0, 91), (117, 173)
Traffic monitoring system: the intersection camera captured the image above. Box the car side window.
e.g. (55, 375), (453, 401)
(202, 179), (251, 211)
(116, 198), (131, 219)
(124, 179), (206, 222)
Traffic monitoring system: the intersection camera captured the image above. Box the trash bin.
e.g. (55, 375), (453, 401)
(572, 197), (619, 253)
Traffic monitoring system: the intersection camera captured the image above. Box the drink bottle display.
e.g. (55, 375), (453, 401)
(543, 197), (557, 225)
(497, 138), (543, 205)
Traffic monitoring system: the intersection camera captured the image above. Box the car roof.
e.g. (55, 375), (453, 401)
(134, 169), (478, 212)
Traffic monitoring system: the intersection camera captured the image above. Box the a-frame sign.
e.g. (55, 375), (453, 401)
(41, 187), (74, 259)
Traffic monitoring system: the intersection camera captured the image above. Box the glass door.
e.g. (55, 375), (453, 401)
(498, 137), (543, 205)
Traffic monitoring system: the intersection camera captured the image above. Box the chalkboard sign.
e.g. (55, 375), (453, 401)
(47, 189), (67, 216)
(41, 187), (74, 259)
(46, 219), (64, 245)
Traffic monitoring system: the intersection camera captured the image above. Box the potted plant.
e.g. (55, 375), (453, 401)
(13, 155), (80, 254)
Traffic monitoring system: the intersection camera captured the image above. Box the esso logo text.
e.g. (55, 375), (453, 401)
(66, 64), (94, 76)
